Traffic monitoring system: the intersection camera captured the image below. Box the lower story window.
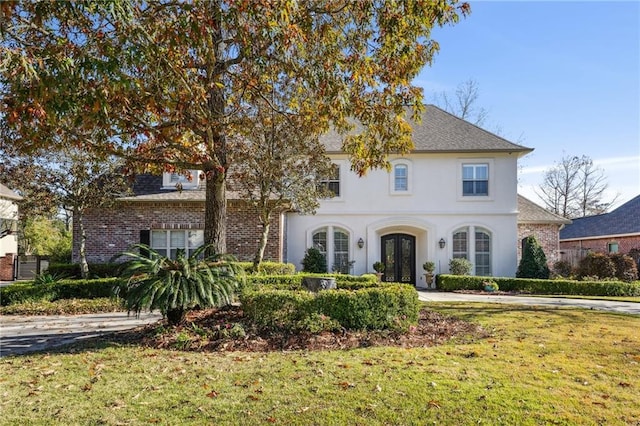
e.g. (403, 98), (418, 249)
(151, 230), (204, 259)
(607, 242), (619, 253)
(311, 227), (350, 273)
(451, 226), (492, 275)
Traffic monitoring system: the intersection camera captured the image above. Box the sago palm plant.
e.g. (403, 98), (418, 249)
(117, 244), (244, 325)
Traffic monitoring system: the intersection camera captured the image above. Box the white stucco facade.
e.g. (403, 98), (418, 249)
(0, 196), (20, 258)
(286, 152), (523, 284)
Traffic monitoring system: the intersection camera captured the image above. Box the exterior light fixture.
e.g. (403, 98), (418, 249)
(439, 238), (446, 249)
(357, 238), (365, 249)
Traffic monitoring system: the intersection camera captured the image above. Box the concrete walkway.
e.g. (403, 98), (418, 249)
(0, 312), (163, 357)
(418, 290), (640, 315)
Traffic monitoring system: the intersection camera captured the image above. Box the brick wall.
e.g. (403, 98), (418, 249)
(560, 235), (640, 256)
(0, 253), (16, 281)
(73, 200), (284, 263)
(517, 223), (563, 266)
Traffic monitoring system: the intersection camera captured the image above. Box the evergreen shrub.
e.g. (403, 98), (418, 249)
(301, 247), (327, 273)
(240, 284), (418, 332)
(517, 236), (550, 279)
(577, 252), (616, 280)
(0, 278), (124, 306)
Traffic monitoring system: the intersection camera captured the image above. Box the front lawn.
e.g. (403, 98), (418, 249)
(1, 302), (638, 425)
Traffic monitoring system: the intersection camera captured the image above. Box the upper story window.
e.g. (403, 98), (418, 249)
(319, 164), (340, 198)
(462, 164), (489, 196)
(607, 242), (619, 253)
(389, 160), (411, 195)
(162, 170), (200, 190)
(394, 164), (408, 191)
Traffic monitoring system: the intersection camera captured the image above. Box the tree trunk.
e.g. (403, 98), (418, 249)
(77, 209), (89, 279)
(204, 170), (226, 255)
(252, 215), (270, 270)
(166, 308), (186, 326)
(203, 0), (228, 257)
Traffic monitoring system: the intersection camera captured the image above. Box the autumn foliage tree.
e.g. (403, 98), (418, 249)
(1, 0), (470, 254)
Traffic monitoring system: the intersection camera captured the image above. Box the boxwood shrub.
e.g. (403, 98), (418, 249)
(233, 262), (296, 275)
(0, 278), (125, 306)
(240, 284), (419, 332)
(243, 273), (379, 291)
(437, 274), (640, 297)
(46, 263), (123, 279)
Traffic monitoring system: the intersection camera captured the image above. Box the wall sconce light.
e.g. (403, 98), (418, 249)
(357, 238), (365, 249)
(438, 238), (446, 249)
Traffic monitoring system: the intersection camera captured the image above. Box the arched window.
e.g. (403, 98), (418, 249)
(451, 226), (492, 275)
(394, 164), (408, 191)
(312, 230), (327, 255)
(390, 160), (411, 194)
(475, 229), (491, 276)
(453, 228), (468, 259)
(311, 227), (350, 273)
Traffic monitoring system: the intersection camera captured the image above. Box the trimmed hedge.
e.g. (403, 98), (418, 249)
(233, 262), (296, 275)
(46, 263), (123, 279)
(240, 284), (419, 332)
(437, 274), (640, 297)
(0, 278), (125, 306)
(244, 273), (379, 291)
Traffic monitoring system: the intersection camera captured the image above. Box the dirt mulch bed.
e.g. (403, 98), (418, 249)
(108, 306), (489, 353)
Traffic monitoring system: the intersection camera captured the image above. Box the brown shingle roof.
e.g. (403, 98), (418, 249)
(517, 195), (571, 225)
(321, 104), (533, 154)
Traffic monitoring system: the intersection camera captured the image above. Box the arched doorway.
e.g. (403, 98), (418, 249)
(381, 233), (416, 285)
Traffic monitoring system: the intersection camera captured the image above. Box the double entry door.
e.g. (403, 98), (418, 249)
(381, 233), (416, 285)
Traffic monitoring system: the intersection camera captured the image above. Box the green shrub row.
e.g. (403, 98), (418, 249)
(232, 262), (296, 275)
(0, 278), (125, 306)
(45, 263), (123, 279)
(244, 273), (379, 291)
(437, 274), (640, 297)
(240, 284), (419, 332)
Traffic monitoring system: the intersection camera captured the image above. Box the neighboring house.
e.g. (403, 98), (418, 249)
(76, 105), (533, 285)
(559, 195), (640, 261)
(516, 195), (571, 266)
(0, 183), (22, 281)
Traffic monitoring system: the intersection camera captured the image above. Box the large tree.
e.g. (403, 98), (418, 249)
(1, 0), (470, 254)
(537, 155), (617, 218)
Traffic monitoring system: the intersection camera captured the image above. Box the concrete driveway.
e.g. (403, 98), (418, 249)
(418, 290), (640, 315)
(0, 312), (163, 357)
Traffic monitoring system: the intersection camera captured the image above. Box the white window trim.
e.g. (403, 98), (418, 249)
(389, 159), (412, 195)
(162, 170), (201, 190)
(457, 158), (494, 201)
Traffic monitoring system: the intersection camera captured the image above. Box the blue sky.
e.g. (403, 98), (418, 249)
(414, 1), (639, 207)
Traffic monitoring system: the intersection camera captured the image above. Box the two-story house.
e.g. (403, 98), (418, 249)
(0, 183), (22, 281)
(75, 105), (533, 284)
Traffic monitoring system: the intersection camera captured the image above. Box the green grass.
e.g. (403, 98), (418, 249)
(1, 302), (638, 425)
